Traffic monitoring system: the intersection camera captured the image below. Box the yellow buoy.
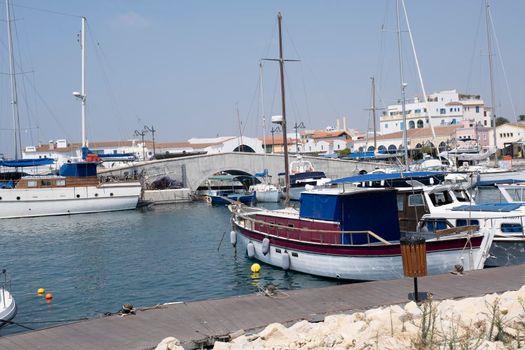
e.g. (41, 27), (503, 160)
(45, 293), (53, 301)
(251, 263), (261, 273)
(37, 288), (45, 295)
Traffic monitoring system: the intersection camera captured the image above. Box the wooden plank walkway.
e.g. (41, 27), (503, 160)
(1, 264), (524, 350)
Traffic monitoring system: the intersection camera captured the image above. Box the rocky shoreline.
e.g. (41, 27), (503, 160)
(155, 285), (525, 350)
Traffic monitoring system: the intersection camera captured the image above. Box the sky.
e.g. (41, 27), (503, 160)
(0, 0), (523, 157)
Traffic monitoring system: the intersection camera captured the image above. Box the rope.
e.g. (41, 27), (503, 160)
(256, 283), (289, 300)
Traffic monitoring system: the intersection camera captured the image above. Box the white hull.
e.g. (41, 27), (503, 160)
(0, 182), (141, 219)
(255, 190), (281, 203)
(479, 170), (525, 184)
(0, 289), (16, 327)
(236, 231), (492, 281)
(289, 186), (305, 201)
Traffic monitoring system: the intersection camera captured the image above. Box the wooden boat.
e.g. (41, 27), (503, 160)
(230, 186), (494, 280)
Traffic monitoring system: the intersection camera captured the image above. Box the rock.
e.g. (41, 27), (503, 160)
(212, 341), (231, 350)
(258, 322), (287, 340)
(155, 337), (184, 350)
(404, 301), (422, 318)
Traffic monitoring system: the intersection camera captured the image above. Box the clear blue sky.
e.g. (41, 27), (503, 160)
(0, 0), (523, 156)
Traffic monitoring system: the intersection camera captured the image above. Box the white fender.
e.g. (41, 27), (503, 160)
(247, 242), (255, 258)
(230, 230), (237, 247)
(282, 252), (290, 270)
(262, 237), (270, 255)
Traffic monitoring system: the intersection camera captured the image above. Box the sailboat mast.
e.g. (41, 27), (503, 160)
(81, 16), (87, 148)
(259, 62), (268, 174)
(396, 0), (409, 171)
(277, 12), (291, 206)
(371, 77), (377, 151)
(485, 0), (497, 166)
(6, 0), (21, 160)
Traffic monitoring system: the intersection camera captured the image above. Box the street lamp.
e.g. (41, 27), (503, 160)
(293, 121), (305, 154)
(134, 129), (146, 161)
(143, 125), (156, 159)
(270, 126), (281, 154)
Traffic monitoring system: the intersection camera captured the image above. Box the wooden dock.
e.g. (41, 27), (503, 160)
(1, 264), (524, 350)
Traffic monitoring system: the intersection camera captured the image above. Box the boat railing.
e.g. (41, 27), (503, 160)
(235, 210), (391, 245)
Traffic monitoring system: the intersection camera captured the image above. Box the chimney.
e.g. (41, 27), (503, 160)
(336, 118), (340, 130)
(343, 116), (347, 131)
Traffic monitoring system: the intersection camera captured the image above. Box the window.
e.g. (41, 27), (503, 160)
(397, 194), (404, 211)
(27, 180), (37, 187)
(417, 120), (424, 128)
(385, 124), (388, 129)
(440, 108), (446, 114)
(56, 179), (66, 186)
(408, 194), (425, 207)
(456, 219), (480, 227)
(408, 121), (415, 129)
(429, 191), (453, 206)
(420, 219), (449, 232)
(476, 106), (480, 113)
(454, 190), (470, 202)
(40, 180), (52, 187)
(501, 223), (523, 233)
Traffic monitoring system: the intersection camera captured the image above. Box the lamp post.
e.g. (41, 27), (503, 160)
(293, 122), (305, 154)
(134, 129), (146, 161)
(270, 126), (281, 154)
(143, 125), (156, 159)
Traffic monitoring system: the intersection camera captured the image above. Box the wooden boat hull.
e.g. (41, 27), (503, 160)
(0, 182), (141, 219)
(233, 218), (493, 281)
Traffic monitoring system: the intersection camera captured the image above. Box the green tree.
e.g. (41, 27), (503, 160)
(338, 148), (351, 157)
(496, 117), (510, 126)
(518, 114), (525, 122)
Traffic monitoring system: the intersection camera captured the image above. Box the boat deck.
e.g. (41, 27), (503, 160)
(1, 264), (524, 350)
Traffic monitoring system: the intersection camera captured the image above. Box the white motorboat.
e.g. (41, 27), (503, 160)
(0, 270), (16, 328)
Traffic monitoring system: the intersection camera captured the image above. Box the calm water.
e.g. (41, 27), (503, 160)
(1, 201), (338, 335)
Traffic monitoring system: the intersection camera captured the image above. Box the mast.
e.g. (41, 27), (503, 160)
(81, 16), (87, 148)
(6, 0), (21, 160)
(396, 0), (409, 171)
(485, 0), (497, 166)
(277, 12), (291, 206)
(371, 77), (377, 151)
(259, 62), (268, 178)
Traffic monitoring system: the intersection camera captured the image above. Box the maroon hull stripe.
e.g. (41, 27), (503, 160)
(237, 225), (483, 257)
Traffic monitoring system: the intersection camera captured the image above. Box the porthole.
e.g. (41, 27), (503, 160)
(76, 194), (80, 198)
(16, 196), (20, 200)
(110, 193), (114, 197)
(0, 197), (2, 200)
(94, 193), (98, 197)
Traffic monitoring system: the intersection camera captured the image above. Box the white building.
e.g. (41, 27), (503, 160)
(380, 90), (490, 134)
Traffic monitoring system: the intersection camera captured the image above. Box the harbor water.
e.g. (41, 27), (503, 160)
(0, 201), (338, 335)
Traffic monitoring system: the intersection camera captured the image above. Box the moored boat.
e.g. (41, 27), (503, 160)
(0, 270), (16, 328)
(230, 186), (494, 280)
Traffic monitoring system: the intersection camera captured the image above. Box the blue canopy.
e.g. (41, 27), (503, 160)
(329, 171), (445, 185)
(255, 169), (268, 177)
(452, 203), (521, 212)
(0, 158), (54, 167)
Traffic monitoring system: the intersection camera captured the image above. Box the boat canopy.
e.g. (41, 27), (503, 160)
(452, 203), (521, 212)
(254, 169), (269, 177)
(329, 171), (444, 185)
(0, 158), (54, 167)
(59, 162), (97, 177)
(299, 189), (401, 244)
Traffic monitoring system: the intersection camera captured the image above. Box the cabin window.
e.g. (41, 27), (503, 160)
(456, 219), (480, 227)
(429, 191), (453, 206)
(56, 179), (66, 187)
(275, 248), (282, 253)
(420, 219), (449, 232)
(27, 180), (37, 188)
(40, 180), (52, 187)
(454, 190), (471, 202)
(291, 252), (298, 257)
(505, 188), (524, 202)
(501, 223), (523, 233)
(396, 195), (404, 211)
(408, 194), (424, 207)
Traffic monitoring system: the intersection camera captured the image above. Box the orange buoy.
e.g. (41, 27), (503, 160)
(45, 293), (53, 300)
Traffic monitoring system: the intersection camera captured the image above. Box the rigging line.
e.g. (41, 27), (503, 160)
(465, 1), (484, 94)
(12, 3), (35, 145)
(11, 3), (81, 18)
(240, 69), (260, 137)
(488, 7), (517, 121)
(86, 23), (125, 141)
(376, 0), (390, 97)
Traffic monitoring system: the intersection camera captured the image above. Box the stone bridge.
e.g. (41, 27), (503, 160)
(99, 153), (395, 191)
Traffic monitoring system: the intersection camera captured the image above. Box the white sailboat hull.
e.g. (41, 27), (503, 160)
(255, 190), (281, 203)
(0, 289), (16, 327)
(0, 182), (141, 219)
(236, 229), (493, 281)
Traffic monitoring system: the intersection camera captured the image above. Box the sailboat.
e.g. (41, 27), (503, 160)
(0, 14), (141, 219)
(228, 13), (494, 281)
(0, 269), (16, 328)
(249, 63), (281, 203)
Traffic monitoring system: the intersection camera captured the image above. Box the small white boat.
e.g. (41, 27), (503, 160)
(250, 183), (281, 203)
(0, 270), (16, 328)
